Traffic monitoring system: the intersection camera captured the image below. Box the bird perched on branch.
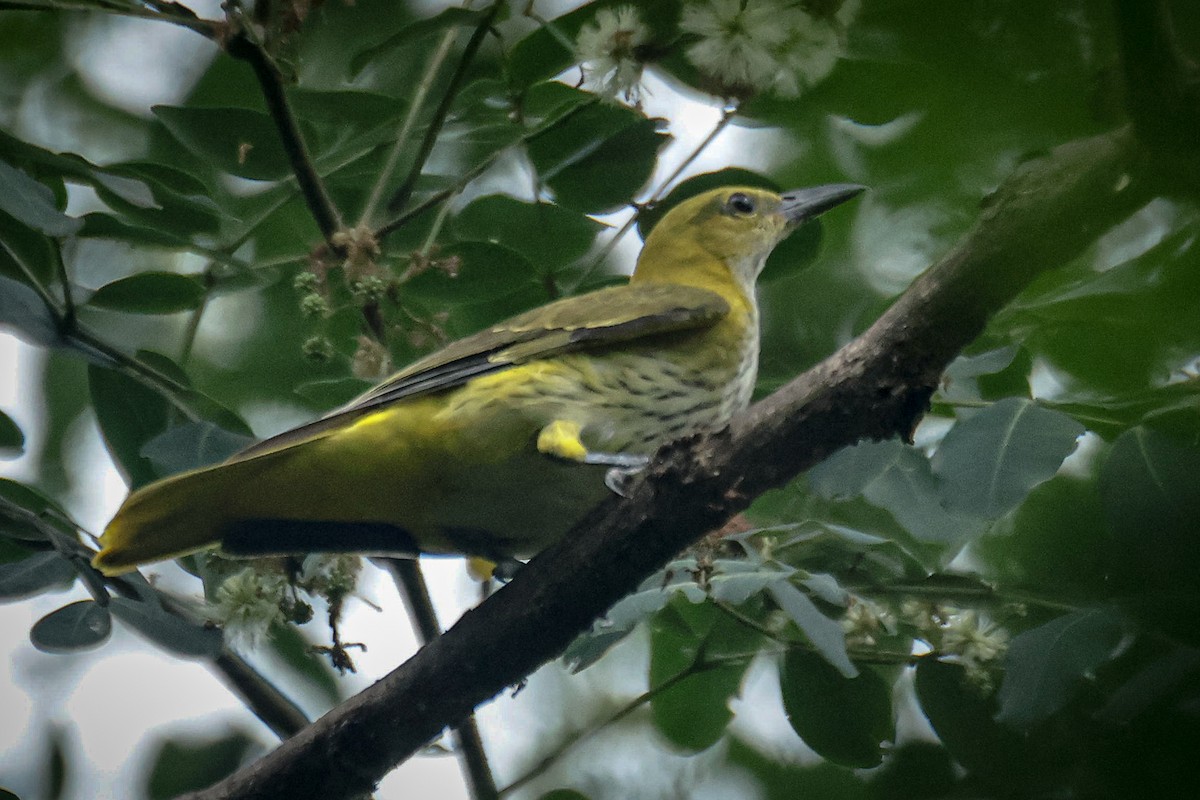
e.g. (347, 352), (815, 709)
(92, 184), (864, 575)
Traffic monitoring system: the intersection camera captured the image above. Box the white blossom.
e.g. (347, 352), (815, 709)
(941, 609), (1010, 668)
(211, 567), (289, 647)
(841, 597), (896, 646)
(680, 0), (856, 97)
(576, 6), (650, 103)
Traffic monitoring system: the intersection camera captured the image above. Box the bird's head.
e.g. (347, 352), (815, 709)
(633, 184), (865, 294)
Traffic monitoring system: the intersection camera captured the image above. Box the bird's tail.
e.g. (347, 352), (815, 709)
(92, 457), (269, 575)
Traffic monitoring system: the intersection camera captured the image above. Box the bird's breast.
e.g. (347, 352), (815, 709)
(536, 311), (760, 454)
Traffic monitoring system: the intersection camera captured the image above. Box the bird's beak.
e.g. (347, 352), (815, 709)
(781, 184), (866, 226)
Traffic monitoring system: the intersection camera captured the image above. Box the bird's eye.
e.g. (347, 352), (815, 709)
(726, 193), (755, 215)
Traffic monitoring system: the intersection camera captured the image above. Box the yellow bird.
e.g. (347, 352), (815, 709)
(92, 185), (863, 575)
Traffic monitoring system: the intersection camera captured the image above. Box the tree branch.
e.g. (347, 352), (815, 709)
(374, 558), (498, 800)
(384, 2), (502, 216)
(179, 126), (1155, 800)
(226, 30), (343, 248)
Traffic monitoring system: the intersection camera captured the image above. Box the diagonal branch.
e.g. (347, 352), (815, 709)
(179, 126), (1157, 800)
(374, 558), (498, 800)
(226, 30), (344, 248)
(384, 2), (503, 216)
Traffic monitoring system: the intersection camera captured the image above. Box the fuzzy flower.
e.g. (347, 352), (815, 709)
(211, 567), (289, 647)
(576, 6), (651, 103)
(900, 599), (942, 638)
(351, 335), (391, 380)
(941, 610), (1010, 669)
(680, 0), (852, 97)
(299, 554), (362, 602)
(841, 596), (896, 646)
(301, 335), (335, 362)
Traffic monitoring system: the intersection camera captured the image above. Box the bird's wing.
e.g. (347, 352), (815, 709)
(236, 283), (730, 458)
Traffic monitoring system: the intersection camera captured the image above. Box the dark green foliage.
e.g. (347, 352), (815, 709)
(780, 650), (895, 768)
(144, 730), (260, 800)
(1, 0), (1198, 797)
(30, 600), (112, 653)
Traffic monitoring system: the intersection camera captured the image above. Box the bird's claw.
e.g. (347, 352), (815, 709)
(604, 463), (647, 497)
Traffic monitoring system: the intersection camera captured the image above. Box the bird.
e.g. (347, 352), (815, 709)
(92, 184), (864, 575)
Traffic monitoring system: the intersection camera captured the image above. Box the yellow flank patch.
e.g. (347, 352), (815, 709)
(537, 419), (589, 462)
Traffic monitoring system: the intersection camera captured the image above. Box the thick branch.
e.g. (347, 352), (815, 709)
(182, 127), (1153, 800)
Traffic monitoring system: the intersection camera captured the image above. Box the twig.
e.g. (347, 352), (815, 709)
(0, 494), (311, 741)
(374, 559), (498, 800)
(179, 270), (214, 367)
(384, 2), (503, 216)
(358, 25), (461, 227)
(12, 0), (220, 35)
(498, 652), (737, 797)
(225, 29), (343, 248)
(0, 236), (200, 410)
(374, 98), (598, 243)
(211, 651), (312, 739)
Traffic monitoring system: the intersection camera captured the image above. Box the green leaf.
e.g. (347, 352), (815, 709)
(88, 364), (173, 488)
(145, 729), (259, 800)
(940, 346), (1032, 404)
(30, 600), (112, 653)
(914, 657), (1027, 777)
(86, 271), (206, 314)
(0, 159), (81, 236)
(0, 272), (59, 349)
(98, 161), (224, 236)
(932, 399), (1085, 518)
(1100, 426), (1200, 588)
(536, 791), (591, 800)
(109, 596), (224, 658)
(0, 408), (23, 455)
(78, 213), (192, 249)
(867, 742), (956, 800)
(0, 551), (76, 601)
(0, 478), (76, 543)
(140, 422), (254, 477)
(809, 439), (986, 546)
(996, 607), (1126, 729)
(767, 581), (857, 678)
(780, 649), (895, 768)
(975, 474), (1118, 596)
(765, 521), (931, 582)
(564, 564), (691, 671)
(565, 558), (777, 671)
(452, 195), (602, 272)
(405, 240), (547, 337)
(1095, 647), (1200, 726)
(153, 105), (292, 181)
(649, 598), (757, 752)
(347, 7), (487, 76)
(526, 99), (668, 213)
(727, 737), (871, 800)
